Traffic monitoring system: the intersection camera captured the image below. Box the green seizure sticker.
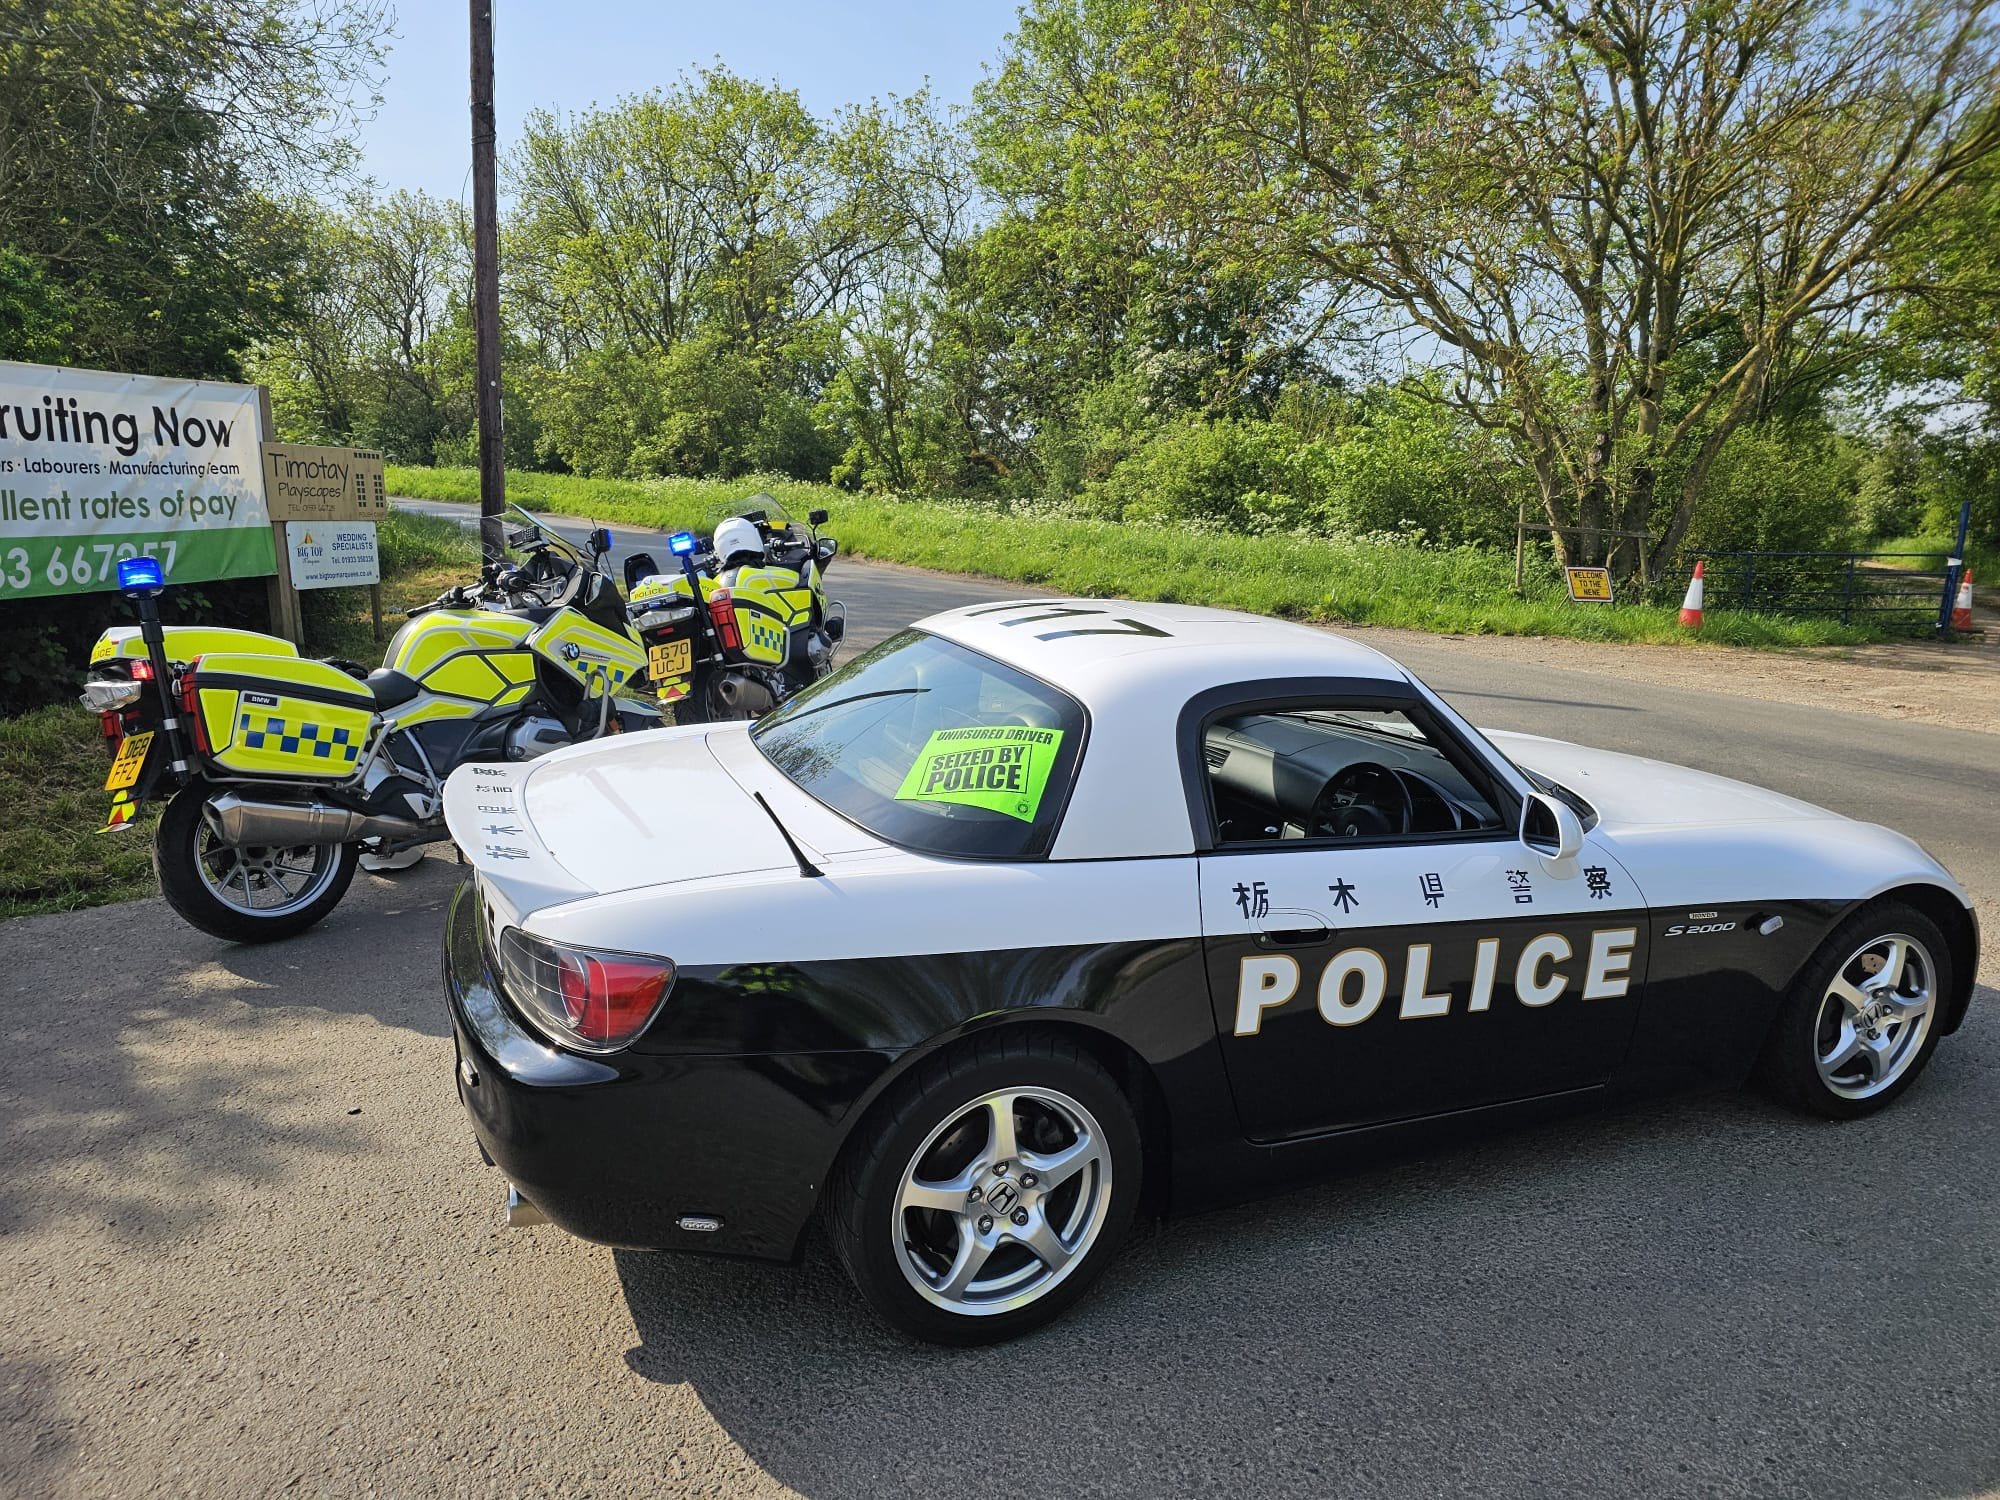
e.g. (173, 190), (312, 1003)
(893, 726), (1066, 822)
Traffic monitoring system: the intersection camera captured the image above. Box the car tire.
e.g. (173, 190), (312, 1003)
(826, 1029), (1141, 1345)
(154, 783), (359, 943)
(1757, 899), (1953, 1120)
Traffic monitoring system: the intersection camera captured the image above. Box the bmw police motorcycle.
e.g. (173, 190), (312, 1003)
(81, 507), (658, 942)
(623, 494), (845, 721)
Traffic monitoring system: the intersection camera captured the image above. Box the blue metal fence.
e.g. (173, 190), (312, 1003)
(1687, 550), (1951, 629)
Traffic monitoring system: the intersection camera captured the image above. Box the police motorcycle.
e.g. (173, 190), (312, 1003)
(80, 506), (658, 943)
(623, 493), (846, 721)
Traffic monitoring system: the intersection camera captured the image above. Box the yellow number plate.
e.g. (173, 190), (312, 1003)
(104, 731), (155, 791)
(648, 639), (692, 677)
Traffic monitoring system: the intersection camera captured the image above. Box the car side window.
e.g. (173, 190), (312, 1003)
(1204, 705), (1506, 846)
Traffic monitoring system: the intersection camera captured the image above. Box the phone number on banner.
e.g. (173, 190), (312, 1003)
(1, 538), (179, 595)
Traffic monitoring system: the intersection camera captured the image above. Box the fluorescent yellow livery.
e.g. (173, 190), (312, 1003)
(79, 501), (663, 944)
(91, 624), (299, 665)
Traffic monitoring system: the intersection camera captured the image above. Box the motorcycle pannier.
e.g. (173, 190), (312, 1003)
(191, 654), (377, 779)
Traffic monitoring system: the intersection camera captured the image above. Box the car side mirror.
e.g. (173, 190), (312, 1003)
(623, 553), (658, 591)
(808, 508), (829, 527)
(1521, 791), (1583, 861)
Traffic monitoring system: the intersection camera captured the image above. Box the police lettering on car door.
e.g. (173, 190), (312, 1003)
(1233, 926), (1639, 1035)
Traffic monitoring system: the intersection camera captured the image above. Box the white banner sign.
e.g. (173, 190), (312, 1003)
(0, 359), (275, 599)
(284, 521), (380, 590)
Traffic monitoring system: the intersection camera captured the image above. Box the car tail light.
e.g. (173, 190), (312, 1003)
(495, 927), (674, 1053)
(708, 589), (743, 653)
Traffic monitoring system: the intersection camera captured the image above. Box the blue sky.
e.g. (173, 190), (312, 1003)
(356, 1), (1024, 201)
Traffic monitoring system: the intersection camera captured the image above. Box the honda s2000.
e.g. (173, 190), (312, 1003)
(439, 601), (1977, 1343)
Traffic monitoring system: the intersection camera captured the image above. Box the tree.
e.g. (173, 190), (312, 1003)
(251, 193), (498, 466)
(988, 0), (2000, 572)
(505, 69), (968, 480)
(0, 0), (390, 378)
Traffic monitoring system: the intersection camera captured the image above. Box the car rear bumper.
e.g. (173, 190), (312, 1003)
(442, 878), (894, 1261)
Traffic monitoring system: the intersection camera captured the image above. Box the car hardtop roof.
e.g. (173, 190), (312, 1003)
(912, 597), (1413, 706)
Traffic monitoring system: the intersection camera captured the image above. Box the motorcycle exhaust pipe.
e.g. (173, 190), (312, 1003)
(712, 673), (775, 716)
(203, 790), (425, 849)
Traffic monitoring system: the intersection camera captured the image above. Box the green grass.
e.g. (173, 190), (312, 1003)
(0, 509), (483, 922)
(0, 705), (158, 919)
(389, 464), (1889, 648)
(1874, 533), (2000, 585)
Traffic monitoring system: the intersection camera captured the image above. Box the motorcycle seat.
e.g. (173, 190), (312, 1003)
(364, 668), (423, 710)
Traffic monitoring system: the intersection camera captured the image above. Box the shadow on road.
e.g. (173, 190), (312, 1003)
(616, 997), (2000, 1500)
(0, 857), (457, 1244)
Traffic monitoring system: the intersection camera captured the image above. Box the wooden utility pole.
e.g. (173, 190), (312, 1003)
(469, 0), (506, 565)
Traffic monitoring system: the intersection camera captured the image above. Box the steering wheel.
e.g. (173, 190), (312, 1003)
(1309, 761), (1414, 839)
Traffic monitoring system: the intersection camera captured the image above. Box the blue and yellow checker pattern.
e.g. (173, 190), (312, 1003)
(237, 713), (362, 764)
(742, 613), (788, 662)
(192, 654), (378, 779)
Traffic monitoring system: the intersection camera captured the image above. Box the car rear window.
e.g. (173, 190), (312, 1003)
(751, 629), (1087, 859)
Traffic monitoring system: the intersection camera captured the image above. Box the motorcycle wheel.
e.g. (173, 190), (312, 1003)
(154, 783), (360, 943)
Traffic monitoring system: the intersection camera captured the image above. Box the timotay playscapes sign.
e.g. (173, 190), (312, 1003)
(0, 359), (276, 599)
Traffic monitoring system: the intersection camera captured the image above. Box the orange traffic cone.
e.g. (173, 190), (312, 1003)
(1678, 559), (1705, 630)
(1951, 567), (1975, 631)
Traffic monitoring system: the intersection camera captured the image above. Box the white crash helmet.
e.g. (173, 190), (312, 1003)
(712, 516), (764, 567)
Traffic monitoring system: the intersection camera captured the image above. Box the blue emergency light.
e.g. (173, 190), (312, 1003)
(668, 531), (699, 556)
(117, 555), (165, 595)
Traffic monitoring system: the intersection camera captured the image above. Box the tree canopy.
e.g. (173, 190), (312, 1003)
(0, 0), (390, 377)
(32, 0), (1972, 568)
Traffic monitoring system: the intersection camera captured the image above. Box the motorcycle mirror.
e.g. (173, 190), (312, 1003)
(623, 553), (659, 591)
(808, 508), (829, 527)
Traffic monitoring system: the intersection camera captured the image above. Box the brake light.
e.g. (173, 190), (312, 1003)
(496, 927), (675, 1053)
(708, 589), (743, 653)
(130, 658), (154, 681)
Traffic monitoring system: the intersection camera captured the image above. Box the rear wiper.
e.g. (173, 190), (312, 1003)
(769, 686), (928, 726)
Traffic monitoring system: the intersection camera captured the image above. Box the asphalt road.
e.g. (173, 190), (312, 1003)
(2, 504), (1994, 1497)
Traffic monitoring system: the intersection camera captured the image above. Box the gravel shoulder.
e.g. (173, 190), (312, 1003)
(1347, 625), (2000, 737)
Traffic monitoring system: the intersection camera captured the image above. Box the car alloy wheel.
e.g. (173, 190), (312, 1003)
(890, 1085), (1113, 1317)
(1813, 932), (1936, 1101)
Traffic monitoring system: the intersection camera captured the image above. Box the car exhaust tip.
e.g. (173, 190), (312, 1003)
(504, 1183), (548, 1229)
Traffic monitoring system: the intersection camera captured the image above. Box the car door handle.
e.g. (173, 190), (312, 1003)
(1257, 926), (1330, 949)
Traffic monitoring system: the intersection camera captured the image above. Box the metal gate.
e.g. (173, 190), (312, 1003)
(1688, 551), (1953, 628)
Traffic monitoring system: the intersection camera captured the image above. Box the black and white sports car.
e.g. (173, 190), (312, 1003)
(441, 599), (1978, 1343)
